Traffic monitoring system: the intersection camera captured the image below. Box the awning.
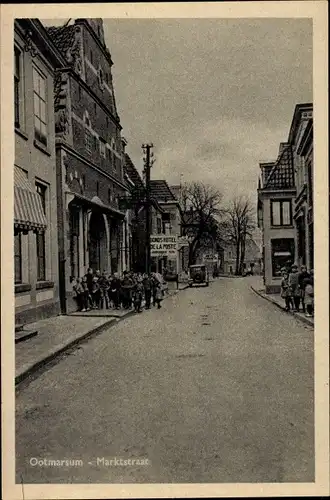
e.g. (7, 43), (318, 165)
(67, 192), (126, 220)
(14, 166), (47, 233)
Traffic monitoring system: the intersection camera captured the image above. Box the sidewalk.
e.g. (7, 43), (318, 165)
(250, 277), (314, 328)
(15, 283), (189, 385)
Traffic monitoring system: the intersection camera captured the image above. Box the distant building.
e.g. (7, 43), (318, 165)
(222, 239), (262, 276)
(150, 180), (183, 274)
(258, 143), (296, 294)
(14, 19), (66, 324)
(123, 154), (164, 273)
(45, 19), (129, 313)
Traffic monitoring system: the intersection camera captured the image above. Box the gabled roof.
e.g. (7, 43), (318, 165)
(150, 180), (177, 202)
(45, 25), (76, 60)
(124, 154), (145, 192)
(264, 144), (295, 190)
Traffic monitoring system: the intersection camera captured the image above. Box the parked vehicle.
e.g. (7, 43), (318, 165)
(188, 264), (209, 287)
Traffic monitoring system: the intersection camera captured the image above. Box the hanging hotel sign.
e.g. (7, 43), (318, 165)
(150, 235), (178, 257)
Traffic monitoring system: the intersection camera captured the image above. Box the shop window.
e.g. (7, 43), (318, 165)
(14, 232), (22, 284)
(33, 67), (47, 146)
(14, 46), (21, 128)
(271, 238), (295, 277)
(271, 200), (292, 226)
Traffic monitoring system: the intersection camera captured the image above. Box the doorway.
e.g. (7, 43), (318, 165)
(89, 210), (108, 273)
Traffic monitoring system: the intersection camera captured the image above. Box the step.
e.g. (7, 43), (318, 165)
(15, 329), (38, 344)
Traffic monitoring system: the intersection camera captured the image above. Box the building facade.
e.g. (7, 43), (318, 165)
(150, 180), (183, 275)
(288, 104), (314, 271)
(258, 144), (296, 294)
(46, 19), (129, 313)
(14, 19), (66, 324)
(222, 239), (261, 276)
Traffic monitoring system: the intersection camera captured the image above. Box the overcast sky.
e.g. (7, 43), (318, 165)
(42, 18), (312, 206)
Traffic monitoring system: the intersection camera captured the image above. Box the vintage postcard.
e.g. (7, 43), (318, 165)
(1, 1), (329, 499)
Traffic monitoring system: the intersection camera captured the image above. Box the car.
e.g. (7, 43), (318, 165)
(188, 264), (209, 287)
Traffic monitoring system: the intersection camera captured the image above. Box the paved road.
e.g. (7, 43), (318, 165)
(16, 277), (314, 483)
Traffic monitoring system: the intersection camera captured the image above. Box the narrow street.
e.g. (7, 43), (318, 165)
(16, 277), (314, 484)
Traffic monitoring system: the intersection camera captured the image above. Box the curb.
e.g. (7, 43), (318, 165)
(15, 317), (117, 386)
(15, 284), (190, 386)
(250, 286), (314, 327)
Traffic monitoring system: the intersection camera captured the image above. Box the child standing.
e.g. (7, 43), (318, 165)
(133, 278), (144, 313)
(304, 277), (314, 317)
(281, 272), (293, 311)
(81, 275), (91, 311)
(155, 282), (163, 309)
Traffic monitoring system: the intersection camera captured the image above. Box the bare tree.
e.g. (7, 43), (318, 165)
(180, 182), (224, 265)
(224, 196), (255, 275)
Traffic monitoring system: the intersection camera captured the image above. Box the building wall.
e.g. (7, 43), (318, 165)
(51, 19), (129, 312)
(14, 23), (60, 324)
(260, 195), (296, 293)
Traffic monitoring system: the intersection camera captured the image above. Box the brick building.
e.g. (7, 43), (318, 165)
(14, 19), (66, 324)
(288, 104), (314, 271)
(258, 143), (297, 294)
(45, 19), (129, 313)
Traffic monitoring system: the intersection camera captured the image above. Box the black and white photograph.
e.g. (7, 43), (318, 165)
(1, 1), (329, 499)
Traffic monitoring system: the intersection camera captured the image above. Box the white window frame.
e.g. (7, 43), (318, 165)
(33, 66), (48, 146)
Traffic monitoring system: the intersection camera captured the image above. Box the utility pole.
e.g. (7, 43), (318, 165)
(142, 143), (154, 274)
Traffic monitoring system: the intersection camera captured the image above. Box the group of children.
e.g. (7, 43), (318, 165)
(71, 269), (164, 314)
(280, 264), (314, 317)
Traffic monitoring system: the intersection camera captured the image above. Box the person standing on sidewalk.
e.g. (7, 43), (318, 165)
(133, 276), (144, 313)
(304, 277), (314, 317)
(288, 264), (301, 312)
(98, 272), (109, 309)
(142, 273), (152, 309)
(109, 273), (121, 309)
(121, 271), (133, 309)
(155, 282), (163, 309)
(281, 272), (293, 311)
(298, 265), (311, 314)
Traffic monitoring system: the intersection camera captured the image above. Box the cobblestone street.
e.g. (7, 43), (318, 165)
(16, 277), (314, 484)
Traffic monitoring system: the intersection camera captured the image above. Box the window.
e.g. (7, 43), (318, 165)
(271, 238), (295, 277)
(270, 200), (292, 226)
(14, 232), (22, 283)
(108, 188), (111, 203)
(36, 231), (46, 281)
(90, 50), (93, 65)
(94, 103), (97, 114)
(85, 129), (92, 154)
(93, 135), (97, 151)
(14, 47), (21, 128)
(35, 182), (47, 281)
(157, 218), (162, 235)
(82, 174), (86, 190)
(98, 68), (104, 90)
(99, 138), (106, 158)
(33, 67), (47, 146)
(96, 181), (99, 196)
(36, 182), (46, 214)
(307, 161), (313, 208)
